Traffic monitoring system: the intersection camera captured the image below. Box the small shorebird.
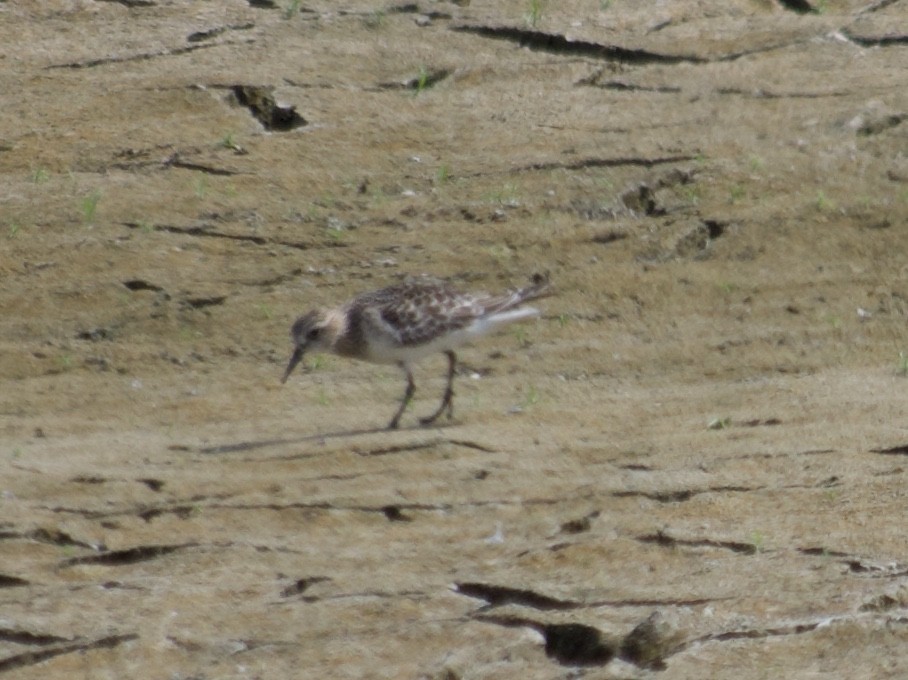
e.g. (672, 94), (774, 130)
(281, 273), (553, 429)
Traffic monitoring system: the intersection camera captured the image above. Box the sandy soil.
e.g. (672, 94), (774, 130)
(2, 0), (908, 677)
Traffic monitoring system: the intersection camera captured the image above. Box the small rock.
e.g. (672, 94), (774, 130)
(620, 611), (682, 670)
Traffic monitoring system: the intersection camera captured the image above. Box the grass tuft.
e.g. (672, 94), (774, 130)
(283, 0), (301, 20)
(413, 66), (430, 96)
(80, 190), (101, 225)
(525, 0), (544, 27)
(364, 10), (385, 29)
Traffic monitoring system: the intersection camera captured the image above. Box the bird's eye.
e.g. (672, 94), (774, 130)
(306, 327), (320, 341)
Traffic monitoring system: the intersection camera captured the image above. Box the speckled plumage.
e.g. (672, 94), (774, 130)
(281, 274), (552, 429)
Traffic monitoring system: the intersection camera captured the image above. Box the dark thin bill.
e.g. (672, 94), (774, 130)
(281, 346), (305, 384)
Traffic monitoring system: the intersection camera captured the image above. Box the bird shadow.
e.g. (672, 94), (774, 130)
(194, 422), (454, 455)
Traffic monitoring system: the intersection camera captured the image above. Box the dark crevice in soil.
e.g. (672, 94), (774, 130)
(122, 278), (164, 292)
(298, 588), (427, 604)
(511, 154), (699, 176)
(381, 505), (412, 522)
(449, 439), (496, 453)
(776, 0), (816, 13)
(741, 418), (783, 427)
(206, 492), (584, 516)
(798, 546), (853, 558)
(122, 222), (336, 251)
(458, 578), (721, 611)
(138, 478), (165, 492)
(560, 511), (599, 534)
(354, 438), (495, 456)
(197, 437), (307, 454)
(180, 295), (228, 310)
(694, 621), (821, 644)
(799, 547), (908, 577)
(47, 493), (230, 519)
(857, 0), (901, 11)
(601, 596), (721, 607)
(637, 531), (758, 555)
(95, 0), (155, 6)
(138, 506), (196, 522)
(657, 617), (862, 663)
(716, 86), (848, 99)
(0, 574), (29, 588)
(871, 443), (908, 455)
(59, 543), (196, 567)
(455, 582), (581, 610)
(612, 485), (758, 503)
(0, 634), (138, 673)
(846, 560), (908, 578)
(280, 576), (331, 598)
(52, 489), (608, 522)
(207, 500), (452, 516)
(46, 41), (250, 70)
(0, 527), (98, 549)
(451, 24), (706, 65)
(166, 159), (240, 176)
(842, 30), (908, 47)
(453, 24), (808, 64)
(0, 629), (70, 646)
(187, 23), (255, 43)
(109, 145), (244, 175)
(386, 2), (420, 13)
(230, 86), (307, 131)
(589, 80), (682, 94)
(354, 441), (441, 457)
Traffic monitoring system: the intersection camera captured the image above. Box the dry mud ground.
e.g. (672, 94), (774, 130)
(2, 1), (908, 678)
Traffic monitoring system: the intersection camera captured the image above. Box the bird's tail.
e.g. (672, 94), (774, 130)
(484, 272), (554, 314)
(517, 272), (554, 304)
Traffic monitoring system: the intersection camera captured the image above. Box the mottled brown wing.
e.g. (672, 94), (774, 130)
(358, 279), (480, 347)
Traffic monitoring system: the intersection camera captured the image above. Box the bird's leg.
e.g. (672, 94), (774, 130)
(388, 365), (416, 430)
(420, 351), (457, 426)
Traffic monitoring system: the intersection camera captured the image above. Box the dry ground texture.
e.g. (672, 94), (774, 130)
(2, 0), (908, 677)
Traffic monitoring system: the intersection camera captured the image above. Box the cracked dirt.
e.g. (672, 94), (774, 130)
(2, 0), (908, 677)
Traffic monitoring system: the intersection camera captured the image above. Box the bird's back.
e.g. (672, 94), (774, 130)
(340, 275), (550, 363)
(349, 278), (478, 349)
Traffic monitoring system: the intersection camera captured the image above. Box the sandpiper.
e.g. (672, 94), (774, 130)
(281, 273), (553, 429)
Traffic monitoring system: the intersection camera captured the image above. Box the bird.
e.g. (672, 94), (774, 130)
(281, 273), (553, 429)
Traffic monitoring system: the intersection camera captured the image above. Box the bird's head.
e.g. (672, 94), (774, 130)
(280, 309), (333, 383)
